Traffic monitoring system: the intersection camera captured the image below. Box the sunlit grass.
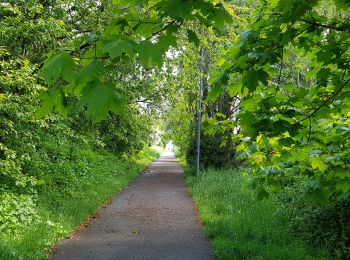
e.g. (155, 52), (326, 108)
(186, 168), (330, 260)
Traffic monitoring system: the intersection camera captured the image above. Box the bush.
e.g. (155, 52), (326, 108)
(287, 196), (350, 258)
(186, 127), (237, 169)
(0, 192), (39, 233)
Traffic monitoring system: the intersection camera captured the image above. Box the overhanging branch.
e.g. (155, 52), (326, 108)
(146, 19), (178, 40)
(293, 77), (350, 125)
(301, 19), (349, 32)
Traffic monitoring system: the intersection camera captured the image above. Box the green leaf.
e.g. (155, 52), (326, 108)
(240, 30), (258, 45)
(160, 0), (193, 19)
(243, 69), (269, 91)
(310, 157), (326, 172)
(102, 40), (135, 59)
(207, 85), (224, 101)
(227, 81), (245, 97)
(208, 3), (232, 28)
(81, 81), (126, 122)
(241, 97), (258, 112)
(257, 187), (269, 200)
(334, 0), (350, 10)
(134, 21), (162, 38)
(187, 30), (200, 46)
(336, 181), (350, 193)
(104, 18), (129, 36)
(268, 179), (282, 191)
(0, 93), (6, 102)
(35, 88), (68, 118)
(136, 41), (163, 67)
(75, 60), (105, 90)
(74, 60), (106, 96)
(305, 180), (330, 203)
(41, 52), (75, 85)
(158, 32), (178, 51)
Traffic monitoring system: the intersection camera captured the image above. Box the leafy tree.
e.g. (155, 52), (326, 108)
(209, 0), (350, 201)
(0, 0), (166, 236)
(205, 1), (350, 256)
(37, 0), (232, 122)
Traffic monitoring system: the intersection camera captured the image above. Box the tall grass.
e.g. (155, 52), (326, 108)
(186, 168), (330, 259)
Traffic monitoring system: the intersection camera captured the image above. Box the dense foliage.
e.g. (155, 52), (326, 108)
(214, 0), (350, 202)
(37, 0), (232, 122)
(1, 0), (350, 258)
(0, 1), (164, 257)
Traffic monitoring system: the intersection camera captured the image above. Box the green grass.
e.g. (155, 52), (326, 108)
(0, 146), (163, 260)
(186, 168), (330, 260)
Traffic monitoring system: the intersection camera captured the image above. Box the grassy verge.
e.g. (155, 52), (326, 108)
(0, 146), (163, 260)
(186, 168), (330, 260)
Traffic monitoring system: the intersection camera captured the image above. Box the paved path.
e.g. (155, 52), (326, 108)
(51, 152), (212, 260)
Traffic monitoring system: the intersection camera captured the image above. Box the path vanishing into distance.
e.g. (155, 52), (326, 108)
(51, 152), (212, 260)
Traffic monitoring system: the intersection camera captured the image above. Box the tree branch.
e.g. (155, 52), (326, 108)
(146, 19), (177, 40)
(293, 77), (350, 125)
(127, 20), (161, 24)
(295, 25), (314, 38)
(136, 98), (149, 103)
(301, 19), (349, 32)
(307, 117), (312, 143)
(70, 19), (179, 55)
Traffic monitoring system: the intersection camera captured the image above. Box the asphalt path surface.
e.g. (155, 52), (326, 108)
(51, 152), (212, 260)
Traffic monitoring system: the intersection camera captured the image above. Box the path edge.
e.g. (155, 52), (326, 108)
(49, 155), (160, 258)
(176, 158), (214, 258)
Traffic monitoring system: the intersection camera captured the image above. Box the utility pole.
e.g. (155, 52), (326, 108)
(195, 47), (204, 176)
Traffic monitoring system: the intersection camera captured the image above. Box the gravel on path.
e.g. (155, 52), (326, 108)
(51, 152), (212, 260)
